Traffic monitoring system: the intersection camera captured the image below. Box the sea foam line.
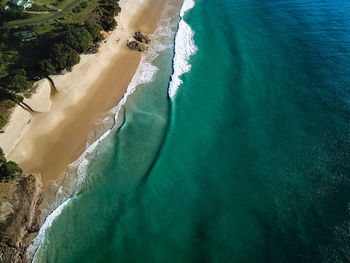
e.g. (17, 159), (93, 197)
(168, 0), (197, 98)
(27, 2), (180, 261)
(29, 199), (71, 263)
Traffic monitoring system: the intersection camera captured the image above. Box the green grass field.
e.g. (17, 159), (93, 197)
(6, 0), (100, 35)
(34, 0), (69, 10)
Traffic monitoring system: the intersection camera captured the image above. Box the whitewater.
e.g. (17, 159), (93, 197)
(169, 0), (197, 98)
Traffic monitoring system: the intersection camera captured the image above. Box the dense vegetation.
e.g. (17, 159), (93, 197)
(0, 148), (22, 182)
(0, 5), (32, 26)
(0, 0), (121, 129)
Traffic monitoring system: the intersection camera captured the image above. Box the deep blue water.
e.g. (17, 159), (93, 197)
(33, 0), (350, 262)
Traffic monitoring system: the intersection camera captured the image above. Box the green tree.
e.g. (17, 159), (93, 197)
(0, 113), (6, 130)
(62, 27), (93, 53)
(85, 21), (103, 43)
(6, 69), (31, 93)
(0, 147), (5, 166)
(0, 63), (9, 79)
(0, 147), (22, 182)
(11, 94), (24, 104)
(50, 43), (80, 71)
(72, 5), (82, 13)
(0, 161), (22, 182)
(100, 15), (117, 31)
(39, 58), (56, 76)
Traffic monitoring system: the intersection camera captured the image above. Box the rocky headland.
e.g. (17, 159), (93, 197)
(0, 174), (43, 263)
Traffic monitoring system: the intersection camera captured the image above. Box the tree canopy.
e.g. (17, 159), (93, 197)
(0, 148), (22, 182)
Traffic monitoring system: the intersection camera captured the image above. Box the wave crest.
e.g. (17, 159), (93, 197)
(168, 0), (197, 98)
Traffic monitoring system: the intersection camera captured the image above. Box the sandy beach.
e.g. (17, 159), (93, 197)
(7, 0), (172, 182)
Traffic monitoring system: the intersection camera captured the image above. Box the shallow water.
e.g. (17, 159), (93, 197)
(32, 0), (350, 262)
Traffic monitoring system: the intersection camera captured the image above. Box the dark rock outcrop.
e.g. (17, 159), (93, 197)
(127, 32), (151, 52)
(134, 31), (151, 44)
(127, 40), (147, 52)
(0, 174), (43, 263)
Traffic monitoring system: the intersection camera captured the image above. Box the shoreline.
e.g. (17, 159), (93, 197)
(6, 0), (171, 184)
(26, 0), (184, 259)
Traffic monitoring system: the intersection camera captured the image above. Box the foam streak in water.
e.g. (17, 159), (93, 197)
(168, 0), (197, 98)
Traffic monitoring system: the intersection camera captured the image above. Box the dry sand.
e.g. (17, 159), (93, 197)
(8, 0), (172, 182)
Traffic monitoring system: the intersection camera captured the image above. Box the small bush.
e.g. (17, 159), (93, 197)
(6, 69), (31, 93)
(0, 148), (22, 182)
(72, 6), (82, 13)
(89, 43), (99, 54)
(0, 113), (6, 130)
(0, 161), (22, 182)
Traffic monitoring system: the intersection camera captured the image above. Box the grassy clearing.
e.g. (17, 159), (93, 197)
(34, 0), (100, 34)
(59, 0), (99, 24)
(35, 0), (73, 10)
(6, 0), (99, 32)
(7, 13), (52, 26)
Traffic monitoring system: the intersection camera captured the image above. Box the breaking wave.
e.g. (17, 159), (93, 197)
(168, 0), (197, 98)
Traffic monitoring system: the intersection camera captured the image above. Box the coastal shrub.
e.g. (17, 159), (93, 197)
(0, 148), (22, 182)
(0, 113), (6, 130)
(89, 43), (100, 54)
(0, 161), (22, 182)
(100, 15), (117, 31)
(50, 43), (80, 71)
(96, 0), (120, 31)
(38, 58), (57, 76)
(72, 6), (82, 13)
(61, 26), (93, 53)
(6, 69), (31, 93)
(12, 94), (24, 104)
(0, 148), (5, 165)
(85, 21), (103, 42)
(0, 64), (9, 79)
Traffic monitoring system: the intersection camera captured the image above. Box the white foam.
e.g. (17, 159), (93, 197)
(28, 198), (71, 261)
(180, 0), (195, 17)
(27, 2), (180, 262)
(168, 0), (197, 98)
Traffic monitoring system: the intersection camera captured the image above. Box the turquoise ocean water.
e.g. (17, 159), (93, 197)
(31, 0), (350, 262)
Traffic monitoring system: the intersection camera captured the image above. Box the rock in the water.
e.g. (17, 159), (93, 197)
(126, 32), (151, 52)
(127, 40), (148, 52)
(134, 31), (151, 44)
